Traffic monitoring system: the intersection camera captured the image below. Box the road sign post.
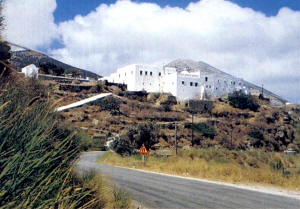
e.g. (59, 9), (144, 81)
(139, 144), (149, 165)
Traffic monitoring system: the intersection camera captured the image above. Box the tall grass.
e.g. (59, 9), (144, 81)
(0, 78), (104, 208)
(99, 148), (300, 191)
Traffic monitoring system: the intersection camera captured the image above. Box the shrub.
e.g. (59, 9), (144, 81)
(111, 136), (134, 156)
(248, 129), (265, 148)
(0, 78), (103, 208)
(161, 104), (171, 112)
(228, 91), (260, 111)
(111, 123), (159, 155)
(93, 96), (120, 113)
(248, 129), (264, 140)
(193, 122), (217, 139)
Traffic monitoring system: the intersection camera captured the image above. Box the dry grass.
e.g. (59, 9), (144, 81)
(98, 149), (300, 191)
(72, 171), (132, 209)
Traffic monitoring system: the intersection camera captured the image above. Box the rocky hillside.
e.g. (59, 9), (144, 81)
(166, 59), (287, 105)
(42, 79), (300, 153)
(10, 50), (100, 79)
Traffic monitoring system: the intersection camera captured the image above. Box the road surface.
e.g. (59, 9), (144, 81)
(77, 151), (300, 209)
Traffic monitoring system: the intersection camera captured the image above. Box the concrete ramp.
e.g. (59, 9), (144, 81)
(55, 93), (112, 112)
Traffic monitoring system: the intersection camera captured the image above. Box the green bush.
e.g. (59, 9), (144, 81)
(111, 123), (159, 155)
(248, 129), (265, 148)
(111, 136), (134, 156)
(228, 91), (260, 111)
(161, 104), (171, 112)
(248, 129), (264, 140)
(92, 96), (120, 114)
(0, 78), (103, 208)
(193, 122), (217, 139)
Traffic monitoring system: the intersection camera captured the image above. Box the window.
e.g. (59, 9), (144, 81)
(233, 82), (236, 85)
(145, 71), (148, 76)
(195, 82), (198, 87)
(119, 74), (120, 78)
(205, 77), (208, 82)
(131, 71), (133, 74)
(190, 82), (193, 86)
(159, 72), (161, 76)
(142, 82), (144, 85)
(182, 81), (185, 85)
(140, 71), (143, 75)
(218, 80), (220, 83)
(150, 71), (153, 76)
(216, 87), (218, 90)
(125, 73), (126, 76)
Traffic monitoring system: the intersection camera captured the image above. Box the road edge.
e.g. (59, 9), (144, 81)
(107, 164), (300, 201)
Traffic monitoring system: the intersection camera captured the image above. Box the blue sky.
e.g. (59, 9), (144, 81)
(54, 0), (300, 23)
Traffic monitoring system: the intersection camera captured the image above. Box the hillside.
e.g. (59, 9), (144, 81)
(167, 59), (287, 105)
(10, 50), (100, 79)
(42, 78), (300, 153)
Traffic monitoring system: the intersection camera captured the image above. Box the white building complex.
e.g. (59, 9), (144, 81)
(103, 64), (249, 100)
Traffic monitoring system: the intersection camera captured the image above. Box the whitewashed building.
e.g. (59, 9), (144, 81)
(103, 64), (248, 100)
(22, 64), (39, 78)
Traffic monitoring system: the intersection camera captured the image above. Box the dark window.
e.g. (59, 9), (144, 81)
(140, 71), (143, 75)
(190, 82), (193, 86)
(182, 81), (185, 85)
(216, 87), (218, 90)
(205, 77), (208, 82)
(233, 82), (236, 85)
(150, 71), (153, 76)
(119, 74), (120, 78)
(195, 82), (198, 87)
(159, 72), (161, 76)
(145, 71), (148, 76)
(125, 73), (126, 76)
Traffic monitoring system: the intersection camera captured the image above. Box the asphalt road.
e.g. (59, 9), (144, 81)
(77, 151), (300, 209)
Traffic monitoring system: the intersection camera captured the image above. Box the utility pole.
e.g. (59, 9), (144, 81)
(191, 112), (194, 145)
(230, 124), (233, 148)
(175, 122), (178, 155)
(261, 84), (264, 97)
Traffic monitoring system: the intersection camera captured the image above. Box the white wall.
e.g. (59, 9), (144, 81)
(21, 64), (39, 77)
(104, 64), (250, 100)
(176, 73), (202, 100)
(134, 65), (161, 92)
